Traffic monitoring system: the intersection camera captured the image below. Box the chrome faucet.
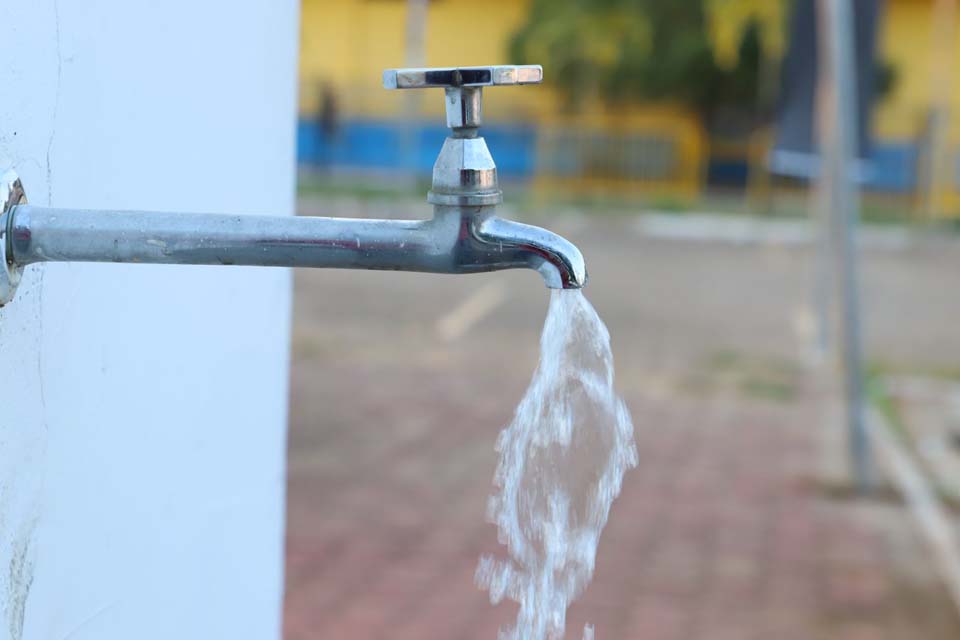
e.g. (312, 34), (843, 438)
(0, 65), (586, 306)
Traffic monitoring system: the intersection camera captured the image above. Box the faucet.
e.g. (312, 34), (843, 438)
(0, 65), (586, 306)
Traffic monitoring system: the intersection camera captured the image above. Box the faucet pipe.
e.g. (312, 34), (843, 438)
(2, 204), (586, 290)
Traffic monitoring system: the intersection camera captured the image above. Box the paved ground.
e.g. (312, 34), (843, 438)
(283, 204), (960, 639)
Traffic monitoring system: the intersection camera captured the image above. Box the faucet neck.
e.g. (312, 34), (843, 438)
(444, 86), (483, 130)
(428, 86), (502, 206)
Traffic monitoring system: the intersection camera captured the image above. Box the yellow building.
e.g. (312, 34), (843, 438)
(876, 0), (960, 214)
(298, 0), (704, 198)
(298, 0), (960, 213)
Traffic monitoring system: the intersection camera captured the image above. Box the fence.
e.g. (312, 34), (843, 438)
(298, 82), (960, 217)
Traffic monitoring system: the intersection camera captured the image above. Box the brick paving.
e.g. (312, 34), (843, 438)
(283, 215), (960, 639)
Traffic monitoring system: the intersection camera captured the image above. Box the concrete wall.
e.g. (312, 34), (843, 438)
(0, 1), (299, 638)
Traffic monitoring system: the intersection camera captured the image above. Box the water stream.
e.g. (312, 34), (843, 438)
(476, 289), (638, 639)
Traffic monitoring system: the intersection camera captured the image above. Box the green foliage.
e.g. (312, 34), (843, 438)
(509, 0), (772, 117)
(875, 58), (898, 100)
(511, 0), (898, 120)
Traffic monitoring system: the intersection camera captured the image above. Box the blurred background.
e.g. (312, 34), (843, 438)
(284, 1), (960, 638)
(295, 0), (960, 219)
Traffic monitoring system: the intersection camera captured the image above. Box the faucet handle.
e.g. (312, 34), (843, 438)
(382, 65), (542, 90)
(382, 65), (542, 130)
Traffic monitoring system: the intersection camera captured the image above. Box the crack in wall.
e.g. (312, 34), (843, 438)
(45, 0), (61, 206)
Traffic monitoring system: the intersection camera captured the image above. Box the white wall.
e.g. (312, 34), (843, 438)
(0, 2), (299, 638)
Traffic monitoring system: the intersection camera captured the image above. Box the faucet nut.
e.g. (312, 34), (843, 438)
(427, 137), (502, 206)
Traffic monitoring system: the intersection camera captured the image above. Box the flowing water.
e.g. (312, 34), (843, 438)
(476, 289), (638, 639)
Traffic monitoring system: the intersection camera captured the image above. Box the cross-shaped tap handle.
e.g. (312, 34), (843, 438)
(382, 65), (543, 90)
(382, 65), (543, 130)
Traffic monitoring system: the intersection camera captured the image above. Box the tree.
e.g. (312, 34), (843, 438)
(510, 0), (895, 126)
(509, 0), (776, 122)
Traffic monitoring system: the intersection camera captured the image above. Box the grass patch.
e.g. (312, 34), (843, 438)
(868, 360), (960, 383)
(866, 373), (910, 444)
(707, 349), (741, 371)
(297, 173), (430, 201)
(740, 377), (797, 402)
(646, 194), (694, 212)
(692, 349), (801, 403)
(866, 370), (960, 509)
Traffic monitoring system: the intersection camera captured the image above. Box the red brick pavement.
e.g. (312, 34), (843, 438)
(281, 211), (960, 639)
(283, 345), (960, 639)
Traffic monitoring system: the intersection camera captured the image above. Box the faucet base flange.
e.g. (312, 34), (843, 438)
(0, 168), (26, 307)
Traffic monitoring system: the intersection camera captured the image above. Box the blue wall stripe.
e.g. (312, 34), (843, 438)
(297, 119), (538, 179)
(863, 143), (917, 193)
(298, 119), (924, 193)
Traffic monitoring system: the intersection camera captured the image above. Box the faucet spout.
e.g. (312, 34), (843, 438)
(470, 215), (587, 289)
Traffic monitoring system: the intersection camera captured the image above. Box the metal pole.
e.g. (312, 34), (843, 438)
(921, 0), (957, 218)
(811, 31), (835, 360)
(404, 0), (428, 69)
(816, 0), (873, 491)
(810, 166), (833, 358)
(402, 0), (429, 182)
